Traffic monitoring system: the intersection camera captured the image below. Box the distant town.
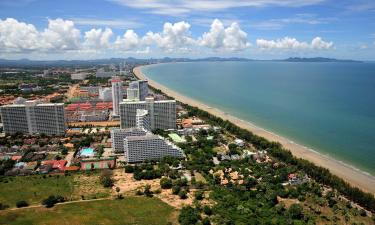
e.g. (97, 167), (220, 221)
(0, 61), (374, 224)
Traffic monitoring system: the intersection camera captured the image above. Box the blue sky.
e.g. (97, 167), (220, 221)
(0, 0), (374, 60)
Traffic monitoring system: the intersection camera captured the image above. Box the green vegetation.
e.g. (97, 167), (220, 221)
(0, 197), (176, 225)
(99, 170), (114, 188)
(41, 195), (65, 208)
(0, 172), (109, 207)
(184, 103), (375, 213)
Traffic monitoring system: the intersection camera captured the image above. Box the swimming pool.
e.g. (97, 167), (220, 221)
(80, 147), (95, 157)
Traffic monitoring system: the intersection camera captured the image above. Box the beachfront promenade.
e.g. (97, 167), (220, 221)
(134, 66), (375, 195)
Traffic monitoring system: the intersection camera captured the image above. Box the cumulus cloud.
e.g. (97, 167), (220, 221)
(0, 18), (41, 52)
(200, 19), (250, 51)
(83, 28), (113, 49)
(311, 37), (333, 49)
(41, 18), (81, 51)
(0, 17), (335, 57)
(256, 36), (333, 50)
(145, 21), (195, 51)
(0, 18), (82, 53)
(114, 29), (141, 51)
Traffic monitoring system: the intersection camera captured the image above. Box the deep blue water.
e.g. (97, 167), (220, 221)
(142, 61), (375, 175)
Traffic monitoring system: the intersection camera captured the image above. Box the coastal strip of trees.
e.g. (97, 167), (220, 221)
(140, 72), (375, 212)
(183, 103), (375, 212)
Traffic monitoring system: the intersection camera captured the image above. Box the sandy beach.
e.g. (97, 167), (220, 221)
(134, 66), (375, 195)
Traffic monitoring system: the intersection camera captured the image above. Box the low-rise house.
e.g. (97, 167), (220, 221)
(42, 160), (67, 171)
(24, 161), (38, 171)
(38, 164), (53, 174)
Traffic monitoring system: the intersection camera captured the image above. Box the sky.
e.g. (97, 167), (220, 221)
(0, 0), (374, 60)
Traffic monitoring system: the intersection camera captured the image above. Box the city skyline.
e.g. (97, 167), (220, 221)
(0, 0), (374, 60)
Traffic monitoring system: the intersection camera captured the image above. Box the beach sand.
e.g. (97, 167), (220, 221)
(134, 66), (375, 195)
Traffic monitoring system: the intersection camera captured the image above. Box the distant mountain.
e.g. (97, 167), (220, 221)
(0, 57), (361, 67)
(281, 57), (362, 63)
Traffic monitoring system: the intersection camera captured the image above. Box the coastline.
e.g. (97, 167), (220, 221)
(134, 65), (375, 195)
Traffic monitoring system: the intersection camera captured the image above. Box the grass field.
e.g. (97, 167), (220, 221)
(0, 197), (176, 225)
(0, 172), (110, 207)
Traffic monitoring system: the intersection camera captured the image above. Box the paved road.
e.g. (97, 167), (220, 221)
(4, 197), (112, 212)
(64, 152), (75, 167)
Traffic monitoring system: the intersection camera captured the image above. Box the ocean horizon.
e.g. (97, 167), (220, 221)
(141, 61), (375, 176)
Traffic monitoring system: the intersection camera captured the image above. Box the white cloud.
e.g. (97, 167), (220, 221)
(200, 19), (250, 51)
(83, 28), (113, 49)
(311, 37), (333, 49)
(150, 21), (195, 51)
(41, 18), (81, 51)
(0, 18), (41, 52)
(257, 36), (333, 50)
(109, 0), (324, 16)
(114, 30), (141, 51)
(1, 17), (335, 58)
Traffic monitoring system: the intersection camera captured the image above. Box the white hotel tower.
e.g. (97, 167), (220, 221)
(111, 77), (123, 117)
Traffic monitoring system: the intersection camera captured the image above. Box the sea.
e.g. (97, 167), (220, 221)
(141, 61), (375, 176)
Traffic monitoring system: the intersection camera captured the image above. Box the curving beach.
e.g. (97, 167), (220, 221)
(134, 65), (375, 195)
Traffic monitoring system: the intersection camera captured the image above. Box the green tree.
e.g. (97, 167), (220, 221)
(179, 206), (200, 225)
(160, 177), (173, 189)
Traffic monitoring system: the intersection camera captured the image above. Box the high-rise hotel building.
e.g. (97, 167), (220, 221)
(0, 100), (66, 135)
(111, 77), (123, 117)
(119, 97), (176, 130)
(124, 134), (184, 163)
(127, 80), (148, 101)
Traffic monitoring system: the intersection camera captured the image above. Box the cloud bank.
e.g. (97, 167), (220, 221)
(0, 17), (334, 57)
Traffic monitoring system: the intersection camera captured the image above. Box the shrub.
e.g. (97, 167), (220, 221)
(202, 217), (211, 225)
(160, 177), (173, 189)
(179, 190), (188, 199)
(99, 169), (114, 188)
(42, 195), (65, 208)
(172, 185), (181, 195)
(179, 206), (201, 225)
(144, 184), (153, 197)
(195, 191), (204, 200)
(288, 203), (303, 219)
(203, 205), (213, 216)
(0, 203), (9, 210)
(124, 165), (134, 173)
(16, 200), (29, 208)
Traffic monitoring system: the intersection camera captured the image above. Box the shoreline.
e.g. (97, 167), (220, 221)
(134, 65), (375, 195)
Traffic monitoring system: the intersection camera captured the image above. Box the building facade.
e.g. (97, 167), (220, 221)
(110, 128), (147, 153)
(119, 97), (176, 130)
(136, 109), (151, 131)
(0, 101), (66, 135)
(111, 78), (123, 116)
(124, 134), (184, 163)
(126, 80), (148, 101)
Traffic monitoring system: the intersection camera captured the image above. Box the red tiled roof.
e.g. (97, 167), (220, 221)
(42, 160), (67, 170)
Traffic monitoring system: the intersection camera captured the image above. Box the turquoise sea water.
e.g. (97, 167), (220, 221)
(141, 61), (375, 176)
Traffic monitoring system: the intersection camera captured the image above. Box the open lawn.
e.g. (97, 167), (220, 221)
(0, 172), (110, 207)
(0, 197), (176, 225)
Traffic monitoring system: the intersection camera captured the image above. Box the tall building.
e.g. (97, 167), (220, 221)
(124, 134), (184, 163)
(111, 78), (123, 116)
(136, 109), (151, 132)
(110, 128), (147, 153)
(120, 97), (176, 130)
(0, 101), (66, 135)
(127, 80), (148, 101)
